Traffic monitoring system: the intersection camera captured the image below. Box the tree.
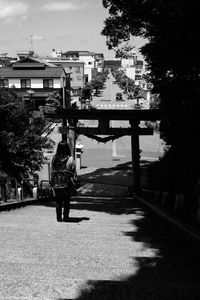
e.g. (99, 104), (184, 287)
(90, 78), (103, 95)
(81, 84), (92, 100)
(90, 71), (108, 95)
(0, 93), (54, 177)
(102, 0), (200, 142)
(101, 0), (200, 217)
(45, 91), (61, 108)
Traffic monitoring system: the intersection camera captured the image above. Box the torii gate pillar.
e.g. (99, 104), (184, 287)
(130, 120), (140, 193)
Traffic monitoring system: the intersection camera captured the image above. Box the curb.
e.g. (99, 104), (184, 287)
(0, 197), (50, 212)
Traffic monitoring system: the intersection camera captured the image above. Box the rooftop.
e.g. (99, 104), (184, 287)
(0, 67), (66, 78)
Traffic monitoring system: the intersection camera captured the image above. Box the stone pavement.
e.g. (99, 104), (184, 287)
(1, 166), (200, 299)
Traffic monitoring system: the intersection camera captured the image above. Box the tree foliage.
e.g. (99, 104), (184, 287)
(102, 1), (200, 209)
(0, 93), (54, 176)
(90, 72), (107, 95)
(81, 84), (93, 100)
(102, 0), (200, 144)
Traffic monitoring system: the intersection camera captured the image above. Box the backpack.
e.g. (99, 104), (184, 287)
(51, 157), (72, 190)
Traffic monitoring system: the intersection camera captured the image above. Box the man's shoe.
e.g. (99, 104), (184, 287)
(63, 217), (69, 222)
(57, 219), (62, 222)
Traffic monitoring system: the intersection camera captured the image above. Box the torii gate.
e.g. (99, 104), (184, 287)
(44, 108), (161, 193)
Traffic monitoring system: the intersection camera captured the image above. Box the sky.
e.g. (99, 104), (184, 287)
(0, 0), (146, 59)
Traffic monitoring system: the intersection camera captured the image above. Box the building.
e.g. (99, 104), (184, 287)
(51, 49), (62, 58)
(120, 51), (145, 85)
(53, 50), (96, 82)
(121, 52), (137, 68)
(61, 51), (79, 61)
(78, 51), (95, 82)
(46, 57), (85, 97)
(134, 60), (144, 85)
(0, 57), (70, 109)
(16, 50), (34, 61)
(104, 59), (121, 70)
(94, 53), (104, 72)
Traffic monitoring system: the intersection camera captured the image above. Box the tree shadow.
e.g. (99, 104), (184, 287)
(42, 161), (200, 299)
(39, 160), (151, 214)
(58, 205), (200, 299)
(79, 160), (133, 187)
(72, 196), (141, 215)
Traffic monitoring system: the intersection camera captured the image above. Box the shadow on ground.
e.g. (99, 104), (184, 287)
(66, 217), (90, 223)
(79, 160), (133, 186)
(40, 161), (200, 299)
(58, 207), (200, 299)
(55, 163), (200, 300)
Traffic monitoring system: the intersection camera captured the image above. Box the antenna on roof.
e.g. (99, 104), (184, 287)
(30, 35), (33, 51)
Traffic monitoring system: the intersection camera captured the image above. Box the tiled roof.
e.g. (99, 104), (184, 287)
(0, 67), (65, 78)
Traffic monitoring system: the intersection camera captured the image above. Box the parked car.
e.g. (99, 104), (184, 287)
(116, 92), (123, 101)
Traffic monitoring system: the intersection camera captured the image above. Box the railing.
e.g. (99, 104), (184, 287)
(0, 176), (55, 206)
(41, 121), (57, 137)
(0, 177), (39, 203)
(0, 177), (19, 202)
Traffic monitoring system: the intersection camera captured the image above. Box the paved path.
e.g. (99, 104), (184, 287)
(1, 182), (200, 299)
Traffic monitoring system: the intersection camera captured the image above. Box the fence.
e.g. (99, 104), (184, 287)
(0, 177), (40, 203)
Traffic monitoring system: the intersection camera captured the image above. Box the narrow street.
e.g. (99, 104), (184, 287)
(78, 72), (163, 170)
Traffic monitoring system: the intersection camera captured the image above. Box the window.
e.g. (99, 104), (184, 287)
(43, 79), (53, 88)
(21, 79), (31, 88)
(135, 75), (141, 80)
(76, 75), (82, 81)
(75, 67), (81, 73)
(0, 79), (8, 88)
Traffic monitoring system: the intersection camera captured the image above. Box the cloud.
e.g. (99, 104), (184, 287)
(56, 34), (75, 41)
(31, 35), (44, 40)
(41, 1), (87, 11)
(0, 0), (29, 20)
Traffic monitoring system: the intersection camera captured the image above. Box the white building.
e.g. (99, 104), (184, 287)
(52, 49), (62, 58)
(16, 50), (35, 61)
(121, 51), (137, 68)
(78, 51), (95, 82)
(0, 57), (70, 108)
(53, 50), (96, 82)
(121, 51), (145, 85)
(94, 53), (104, 72)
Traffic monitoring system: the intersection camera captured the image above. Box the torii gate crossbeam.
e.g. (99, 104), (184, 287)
(44, 108), (161, 193)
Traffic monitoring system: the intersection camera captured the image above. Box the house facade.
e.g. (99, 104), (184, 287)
(46, 58), (85, 97)
(79, 51), (95, 82)
(94, 53), (104, 72)
(54, 50), (96, 82)
(0, 57), (70, 108)
(121, 52), (145, 85)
